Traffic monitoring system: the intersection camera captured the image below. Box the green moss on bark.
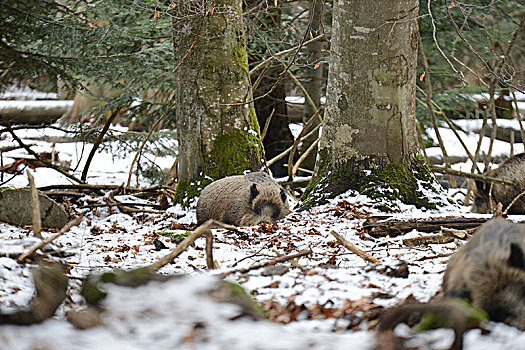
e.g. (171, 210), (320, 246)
(204, 129), (264, 179)
(174, 129), (264, 207)
(231, 35), (248, 73)
(173, 179), (210, 207)
(302, 154), (441, 211)
(249, 107), (261, 136)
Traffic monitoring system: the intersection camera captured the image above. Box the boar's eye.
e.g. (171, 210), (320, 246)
(280, 189), (287, 203)
(272, 209), (281, 221)
(254, 205), (262, 215)
(448, 289), (471, 301)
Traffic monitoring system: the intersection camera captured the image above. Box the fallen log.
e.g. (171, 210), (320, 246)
(363, 216), (489, 237)
(0, 100), (73, 125)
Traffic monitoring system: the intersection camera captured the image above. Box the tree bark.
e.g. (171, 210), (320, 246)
(304, 0), (437, 209)
(172, 1), (264, 205)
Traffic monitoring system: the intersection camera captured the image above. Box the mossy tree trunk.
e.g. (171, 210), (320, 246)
(172, 1), (264, 205)
(304, 0), (437, 209)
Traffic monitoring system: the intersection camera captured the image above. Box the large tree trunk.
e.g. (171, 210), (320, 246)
(304, 0), (438, 209)
(172, 1), (264, 205)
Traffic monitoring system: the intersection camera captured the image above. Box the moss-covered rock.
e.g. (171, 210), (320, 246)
(210, 280), (266, 320)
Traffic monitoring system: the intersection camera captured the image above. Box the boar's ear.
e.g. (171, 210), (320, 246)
(508, 243), (525, 270)
(280, 189), (287, 203)
(249, 184), (259, 205)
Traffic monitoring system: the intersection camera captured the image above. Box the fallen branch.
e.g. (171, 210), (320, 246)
(430, 166), (514, 186)
(331, 231), (380, 263)
(106, 187), (163, 214)
(220, 249), (313, 277)
(148, 220), (236, 272)
(6, 124), (84, 184)
(416, 252), (453, 262)
(403, 234), (455, 247)
(39, 183), (142, 191)
(27, 170), (43, 239)
(363, 217), (489, 237)
(403, 227), (469, 246)
(78, 202), (163, 210)
(18, 214), (84, 262)
(43, 191), (86, 198)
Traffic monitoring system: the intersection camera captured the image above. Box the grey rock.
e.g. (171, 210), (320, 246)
(0, 188), (68, 228)
(261, 265), (289, 276)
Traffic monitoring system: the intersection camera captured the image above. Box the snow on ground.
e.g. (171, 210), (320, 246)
(426, 120), (525, 165)
(1, 124), (525, 349)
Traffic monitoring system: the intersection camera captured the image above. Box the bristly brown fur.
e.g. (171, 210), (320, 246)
(376, 218), (525, 350)
(196, 172), (289, 227)
(444, 217), (525, 329)
(472, 153), (525, 214)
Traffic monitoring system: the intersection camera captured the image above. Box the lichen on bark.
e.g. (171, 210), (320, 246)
(303, 0), (445, 211)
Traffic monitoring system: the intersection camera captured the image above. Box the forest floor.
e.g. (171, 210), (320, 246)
(1, 120), (525, 349)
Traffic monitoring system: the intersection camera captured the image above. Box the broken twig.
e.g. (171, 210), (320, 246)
(27, 170), (43, 239)
(331, 231), (380, 263)
(148, 220), (236, 272)
(18, 214), (84, 262)
(6, 124), (84, 184)
(221, 249), (313, 277)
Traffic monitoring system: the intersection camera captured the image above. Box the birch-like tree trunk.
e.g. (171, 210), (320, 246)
(305, 0), (438, 209)
(172, 1), (264, 205)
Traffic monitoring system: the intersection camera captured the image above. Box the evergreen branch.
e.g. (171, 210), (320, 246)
(2, 46), (145, 61)
(1, 2), (89, 31)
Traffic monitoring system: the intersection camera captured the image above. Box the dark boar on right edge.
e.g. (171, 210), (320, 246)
(196, 172), (289, 227)
(472, 152), (525, 214)
(443, 218), (525, 329)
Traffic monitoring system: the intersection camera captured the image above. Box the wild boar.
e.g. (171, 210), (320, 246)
(377, 218), (525, 350)
(443, 217), (525, 329)
(196, 172), (289, 226)
(472, 153), (525, 214)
